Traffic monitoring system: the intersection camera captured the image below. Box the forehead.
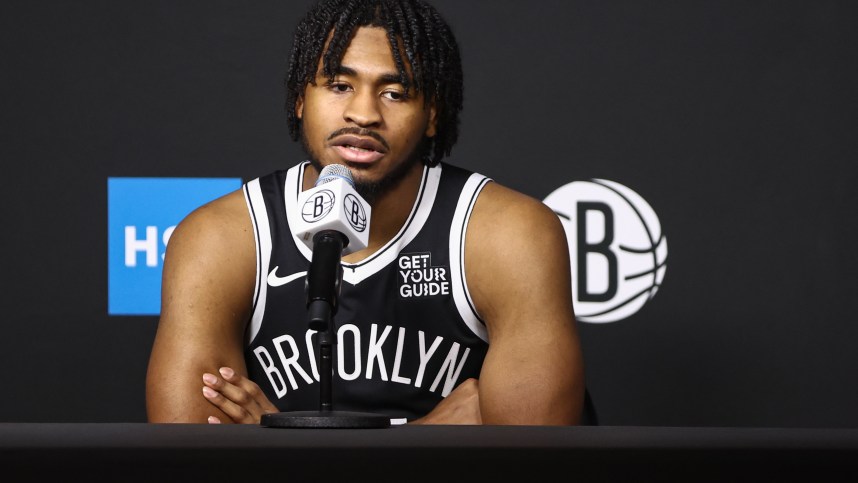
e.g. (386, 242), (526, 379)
(321, 26), (405, 76)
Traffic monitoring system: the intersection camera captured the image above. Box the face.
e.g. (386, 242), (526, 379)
(296, 27), (437, 201)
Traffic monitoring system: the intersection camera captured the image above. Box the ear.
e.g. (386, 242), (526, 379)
(295, 95), (304, 120)
(424, 102), (438, 138)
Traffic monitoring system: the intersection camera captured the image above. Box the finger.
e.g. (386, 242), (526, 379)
(202, 372), (220, 389)
(201, 386), (257, 424)
(218, 367), (279, 414)
(202, 368), (243, 388)
(205, 369), (267, 414)
(218, 366), (237, 381)
(203, 370), (270, 421)
(208, 416), (222, 424)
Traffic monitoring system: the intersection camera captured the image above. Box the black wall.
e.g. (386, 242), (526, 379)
(2, 0), (857, 427)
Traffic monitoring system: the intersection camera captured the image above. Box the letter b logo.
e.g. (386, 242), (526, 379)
(544, 179), (667, 324)
(302, 189), (335, 223)
(577, 202), (618, 303)
(344, 194), (367, 232)
(314, 195), (326, 217)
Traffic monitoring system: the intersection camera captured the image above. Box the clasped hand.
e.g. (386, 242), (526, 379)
(201, 368), (482, 425)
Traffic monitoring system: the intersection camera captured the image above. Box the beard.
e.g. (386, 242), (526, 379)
(300, 127), (429, 205)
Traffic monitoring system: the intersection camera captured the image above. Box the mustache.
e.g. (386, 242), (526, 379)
(326, 127), (390, 151)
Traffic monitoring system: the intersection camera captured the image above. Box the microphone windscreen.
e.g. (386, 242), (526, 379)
(316, 164), (355, 188)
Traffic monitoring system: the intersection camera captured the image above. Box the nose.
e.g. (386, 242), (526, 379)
(343, 90), (382, 127)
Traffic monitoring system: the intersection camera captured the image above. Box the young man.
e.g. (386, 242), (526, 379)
(146, 0), (585, 425)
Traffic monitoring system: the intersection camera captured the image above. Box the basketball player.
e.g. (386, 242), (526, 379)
(146, 0), (586, 425)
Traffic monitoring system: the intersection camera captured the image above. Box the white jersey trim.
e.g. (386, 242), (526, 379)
(244, 178), (273, 345)
(450, 174), (491, 343)
(286, 162), (313, 262)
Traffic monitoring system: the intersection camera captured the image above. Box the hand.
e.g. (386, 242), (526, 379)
(410, 378), (482, 425)
(201, 367), (279, 424)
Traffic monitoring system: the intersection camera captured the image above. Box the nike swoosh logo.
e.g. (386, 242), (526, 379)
(267, 267), (307, 287)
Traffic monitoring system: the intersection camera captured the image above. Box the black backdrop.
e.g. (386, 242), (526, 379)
(2, 0), (857, 427)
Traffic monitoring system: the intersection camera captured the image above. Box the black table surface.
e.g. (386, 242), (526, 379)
(2, 423), (858, 482)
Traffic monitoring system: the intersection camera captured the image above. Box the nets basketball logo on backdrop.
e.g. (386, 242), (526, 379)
(543, 179), (667, 323)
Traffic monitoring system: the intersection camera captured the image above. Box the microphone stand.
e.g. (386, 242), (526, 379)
(260, 231), (390, 429)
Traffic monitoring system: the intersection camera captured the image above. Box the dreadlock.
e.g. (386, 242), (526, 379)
(284, 0), (464, 167)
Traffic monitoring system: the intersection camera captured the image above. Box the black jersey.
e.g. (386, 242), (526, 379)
(242, 161), (491, 422)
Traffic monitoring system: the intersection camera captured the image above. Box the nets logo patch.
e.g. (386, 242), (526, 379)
(107, 177), (242, 316)
(543, 179), (667, 323)
(344, 193), (368, 232)
(301, 189), (335, 222)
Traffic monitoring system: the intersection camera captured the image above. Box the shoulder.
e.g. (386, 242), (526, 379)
(464, 181), (572, 322)
(438, 162), (563, 242)
(164, 188), (254, 274)
(173, 188), (249, 240)
(469, 181), (567, 252)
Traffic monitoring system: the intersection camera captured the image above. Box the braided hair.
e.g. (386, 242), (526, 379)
(285, 0), (464, 167)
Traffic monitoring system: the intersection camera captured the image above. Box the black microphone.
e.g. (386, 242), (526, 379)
(305, 232), (345, 331)
(261, 164), (389, 428)
(296, 164), (372, 330)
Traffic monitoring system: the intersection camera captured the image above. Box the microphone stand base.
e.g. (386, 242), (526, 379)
(260, 410), (391, 429)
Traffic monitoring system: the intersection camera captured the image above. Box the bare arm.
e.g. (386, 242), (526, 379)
(465, 182), (585, 425)
(145, 190), (257, 423)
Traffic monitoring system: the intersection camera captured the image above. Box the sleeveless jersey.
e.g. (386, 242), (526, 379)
(242, 161), (492, 422)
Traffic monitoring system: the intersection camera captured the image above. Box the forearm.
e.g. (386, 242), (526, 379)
(145, 329), (248, 423)
(146, 357), (230, 423)
(409, 378), (482, 425)
(478, 339), (584, 425)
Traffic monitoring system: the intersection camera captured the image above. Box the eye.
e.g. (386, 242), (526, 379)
(382, 90), (407, 101)
(327, 82), (352, 93)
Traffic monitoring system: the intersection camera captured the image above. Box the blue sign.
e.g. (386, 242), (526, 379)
(107, 177), (243, 315)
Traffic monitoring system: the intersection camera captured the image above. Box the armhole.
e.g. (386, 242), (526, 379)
(449, 174), (492, 343)
(243, 179), (271, 345)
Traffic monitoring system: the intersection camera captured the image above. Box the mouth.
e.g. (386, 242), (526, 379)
(329, 134), (388, 164)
